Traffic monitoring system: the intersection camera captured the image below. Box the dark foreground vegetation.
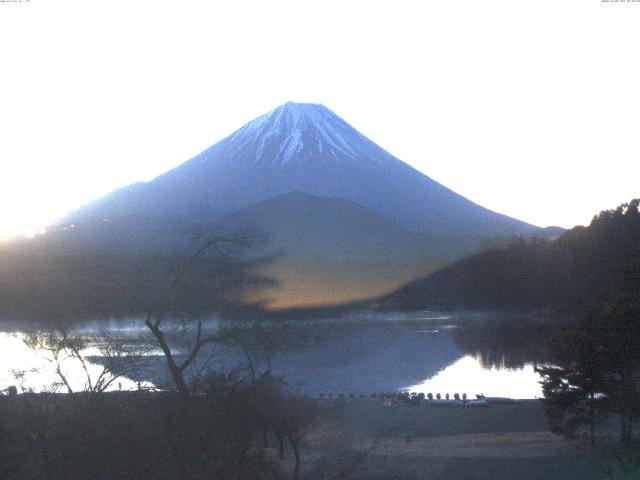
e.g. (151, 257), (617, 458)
(537, 299), (640, 447)
(0, 391), (634, 480)
(0, 376), (318, 480)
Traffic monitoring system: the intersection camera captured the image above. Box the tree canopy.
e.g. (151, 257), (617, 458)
(382, 199), (640, 313)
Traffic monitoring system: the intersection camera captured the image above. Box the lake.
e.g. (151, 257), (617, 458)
(0, 311), (554, 398)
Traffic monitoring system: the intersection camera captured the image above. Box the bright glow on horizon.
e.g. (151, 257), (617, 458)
(1, 1), (639, 239)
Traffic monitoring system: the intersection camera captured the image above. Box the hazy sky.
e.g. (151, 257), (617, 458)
(1, 0), (639, 239)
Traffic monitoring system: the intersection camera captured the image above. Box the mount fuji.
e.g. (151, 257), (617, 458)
(71, 102), (539, 237)
(7, 102), (552, 311)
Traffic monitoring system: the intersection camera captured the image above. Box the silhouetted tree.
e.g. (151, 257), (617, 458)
(142, 231), (268, 397)
(538, 301), (640, 445)
(536, 200), (640, 445)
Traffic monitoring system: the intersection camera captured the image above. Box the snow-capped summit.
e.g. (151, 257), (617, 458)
(70, 102), (540, 237)
(221, 101), (394, 167)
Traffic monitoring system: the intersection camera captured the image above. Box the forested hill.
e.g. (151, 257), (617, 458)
(378, 200), (640, 313)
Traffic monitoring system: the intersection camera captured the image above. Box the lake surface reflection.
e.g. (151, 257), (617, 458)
(405, 356), (543, 399)
(0, 312), (554, 398)
(0, 332), (149, 393)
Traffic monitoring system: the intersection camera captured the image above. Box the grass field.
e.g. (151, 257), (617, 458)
(288, 399), (630, 480)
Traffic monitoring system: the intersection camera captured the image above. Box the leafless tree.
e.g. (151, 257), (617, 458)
(142, 231), (260, 397)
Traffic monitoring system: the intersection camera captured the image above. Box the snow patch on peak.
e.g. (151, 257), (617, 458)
(226, 102), (394, 167)
(277, 128), (304, 165)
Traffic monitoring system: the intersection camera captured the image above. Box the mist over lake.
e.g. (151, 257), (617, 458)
(0, 311), (554, 399)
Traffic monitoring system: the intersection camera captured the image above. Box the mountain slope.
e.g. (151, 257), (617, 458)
(216, 192), (479, 308)
(5, 191), (479, 311)
(378, 199), (640, 313)
(69, 102), (540, 237)
(218, 191), (473, 261)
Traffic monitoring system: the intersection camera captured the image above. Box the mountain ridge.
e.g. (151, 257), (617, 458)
(377, 199), (640, 313)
